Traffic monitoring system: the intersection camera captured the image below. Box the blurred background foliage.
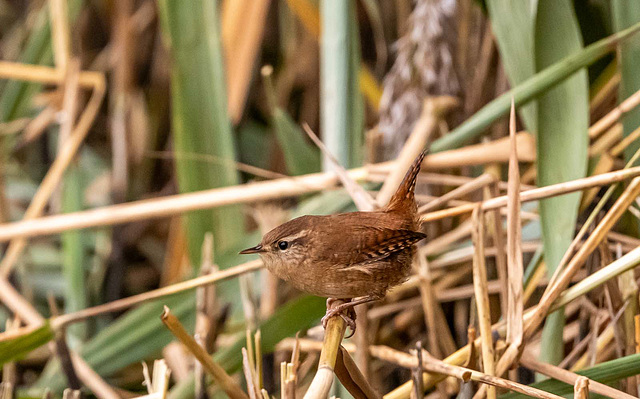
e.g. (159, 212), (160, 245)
(1, 0), (640, 398)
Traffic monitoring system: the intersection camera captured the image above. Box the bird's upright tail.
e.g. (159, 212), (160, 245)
(385, 150), (426, 214)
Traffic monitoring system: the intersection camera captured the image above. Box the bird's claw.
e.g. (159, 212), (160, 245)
(322, 299), (357, 338)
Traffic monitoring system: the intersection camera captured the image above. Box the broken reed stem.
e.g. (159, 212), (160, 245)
(242, 348), (260, 399)
(161, 307), (249, 399)
(416, 255), (442, 359)
(53, 260), (263, 328)
(573, 377), (589, 399)
(520, 352), (634, 399)
(471, 205), (496, 399)
(303, 306), (347, 399)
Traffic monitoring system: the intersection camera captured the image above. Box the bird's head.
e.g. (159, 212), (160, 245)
(239, 215), (315, 273)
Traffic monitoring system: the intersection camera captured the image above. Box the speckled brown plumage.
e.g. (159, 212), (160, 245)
(240, 151), (427, 302)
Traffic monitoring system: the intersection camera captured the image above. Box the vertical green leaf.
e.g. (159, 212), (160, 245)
(61, 163), (87, 343)
(347, 1), (364, 167)
(320, 0), (363, 169)
(612, 1), (640, 161)
(429, 20), (640, 153)
(486, 0), (537, 132)
(534, 0), (589, 367)
(156, 0), (243, 267)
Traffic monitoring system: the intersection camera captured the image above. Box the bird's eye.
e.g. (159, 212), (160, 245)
(278, 241), (289, 250)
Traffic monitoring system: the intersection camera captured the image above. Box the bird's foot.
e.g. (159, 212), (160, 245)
(322, 299), (358, 338)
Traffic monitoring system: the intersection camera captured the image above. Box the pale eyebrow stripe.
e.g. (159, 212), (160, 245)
(280, 230), (310, 243)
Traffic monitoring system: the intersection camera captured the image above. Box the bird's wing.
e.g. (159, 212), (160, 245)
(346, 227), (426, 266)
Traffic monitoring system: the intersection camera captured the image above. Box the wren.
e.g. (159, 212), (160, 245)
(240, 151), (427, 332)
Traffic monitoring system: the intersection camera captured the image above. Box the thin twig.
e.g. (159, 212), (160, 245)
(302, 123), (376, 211)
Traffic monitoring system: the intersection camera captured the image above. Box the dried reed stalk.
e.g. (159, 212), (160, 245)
(525, 177), (640, 338)
(590, 123), (623, 156)
(573, 377), (589, 399)
(422, 131), (536, 168)
(242, 348), (260, 399)
(0, 61), (103, 87)
(520, 352), (634, 399)
(611, 125), (640, 156)
(470, 104), (524, 399)
(376, 96), (455, 206)
(161, 307), (248, 399)
(54, 259), (262, 327)
(589, 86), (640, 138)
(421, 350), (563, 399)
(421, 165), (640, 223)
(0, 149), (638, 243)
(303, 123), (376, 211)
(302, 303), (347, 399)
(506, 99), (524, 350)
(418, 173), (495, 213)
(222, 0), (271, 124)
(471, 205), (496, 399)
(0, 69), (106, 276)
(48, 0), (71, 72)
(416, 255), (442, 359)
(335, 346), (381, 399)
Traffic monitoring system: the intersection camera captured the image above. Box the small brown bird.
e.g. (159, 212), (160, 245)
(240, 151), (427, 331)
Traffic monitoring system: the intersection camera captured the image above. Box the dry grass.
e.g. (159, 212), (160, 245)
(3, 2), (640, 399)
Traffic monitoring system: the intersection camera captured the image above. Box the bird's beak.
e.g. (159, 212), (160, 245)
(239, 244), (264, 255)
